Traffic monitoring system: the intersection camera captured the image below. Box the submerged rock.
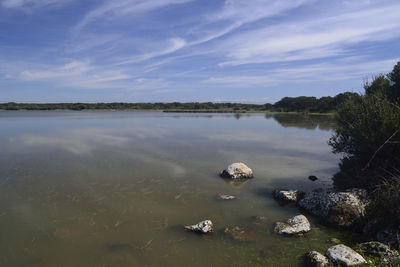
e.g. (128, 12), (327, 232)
(224, 226), (256, 242)
(184, 220), (213, 233)
(217, 193), (236, 200)
(309, 175), (318, 181)
(326, 244), (366, 266)
(273, 189), (304, 203)
(250, 216), (269, 226)
(220, 163), (253, 179)
(274, 214), (311, 235)
(297, 188), (368, 228)
(305, 251), (330, 267)
(357, 241), (399, 259)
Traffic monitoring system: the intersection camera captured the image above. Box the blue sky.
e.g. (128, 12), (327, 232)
(0, 0), (399, 103)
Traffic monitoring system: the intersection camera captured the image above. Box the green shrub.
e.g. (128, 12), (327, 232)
(329, 62), (400, 190)
(329, 61), (400, 226)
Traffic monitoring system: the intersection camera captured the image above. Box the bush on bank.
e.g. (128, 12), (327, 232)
(329, 61), (400, 227)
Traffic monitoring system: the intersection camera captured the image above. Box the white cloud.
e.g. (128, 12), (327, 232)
(186, 0), (313, 47)
(209, 0), (311, 24)
(19, 60), (132, 89)
(217, 4), (400, 66)
(205, 58), (398, 87)
(114, 37), (187, 65)
(2, 0), (72, 9)
(75, 0), (193, 31)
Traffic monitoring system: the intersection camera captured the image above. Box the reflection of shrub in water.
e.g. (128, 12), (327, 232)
(234, 113), (242, 120)
(270, 113), (336, 131)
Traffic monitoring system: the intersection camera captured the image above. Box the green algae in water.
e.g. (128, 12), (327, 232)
(0, 111), (361, 267)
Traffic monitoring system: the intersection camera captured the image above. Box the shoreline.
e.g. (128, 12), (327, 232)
(0, 109), (335, 115)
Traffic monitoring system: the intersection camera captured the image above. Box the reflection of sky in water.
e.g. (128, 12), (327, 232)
(0, 111), (347, 267)
(2, 111), (338, 184)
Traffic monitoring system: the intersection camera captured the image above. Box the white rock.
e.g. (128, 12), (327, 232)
(326, 244), (366, 266)
(217, 193), (236, 200)
(185, 220), (213, 233)
(273, 189), (303, 202)
(298, 188), (367, 220)
(220, 163), (253, 179)
(306, 251), (330, 267)
(274, 214), (311, 235)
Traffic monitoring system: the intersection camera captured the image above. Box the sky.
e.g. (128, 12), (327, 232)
(0, 0), (399, 103)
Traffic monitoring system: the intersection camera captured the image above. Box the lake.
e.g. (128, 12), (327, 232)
(0, 111), (360, 266)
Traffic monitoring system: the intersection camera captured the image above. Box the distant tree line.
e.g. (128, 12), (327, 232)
(272, 92), (359, 113)
(0, 93), (359, 113)
(0, 102), (265, 112)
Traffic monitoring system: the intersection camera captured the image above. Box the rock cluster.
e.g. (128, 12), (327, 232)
(274, 214), (311, 235)
(220, 162), (253, 179)
(185, 163), (398, 267)
(184, 163), (254, 236)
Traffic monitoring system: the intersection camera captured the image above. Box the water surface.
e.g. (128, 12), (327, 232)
(0, 111), (359, 266)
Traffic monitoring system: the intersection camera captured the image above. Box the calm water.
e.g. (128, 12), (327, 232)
(0, 111), (360, 267)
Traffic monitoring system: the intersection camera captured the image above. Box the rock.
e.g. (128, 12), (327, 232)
(184, 220), (213, 233)
(309, 175), (318, 181)
(376, 228), (400, 248)
(224, 226), (256, 242)
(297, 188), (368, 228)
(326, 201), (361, 228)
(274, 214), (311, 235)
(217, 193), (236, 200)
(220, 162), (253, 179)
(326, 244), (366, 266)
(357, 241), (399, 259)
(305, 251), (330, 267)
(273, 189), (304, 203)
(250, 216), (269, 226)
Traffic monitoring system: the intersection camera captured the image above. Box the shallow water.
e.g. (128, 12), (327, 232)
(0, 111), (360, 266)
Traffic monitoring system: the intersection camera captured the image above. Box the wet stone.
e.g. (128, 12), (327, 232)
(273, 189), (303, 202)
(224, 226), (256, 242)
(185, 220), (213, 233)
(217, 193), (236, 200)
(305, 251), (330, 267)
(220, 162), (253, 179)
(250, 216), (269, 226)
(274, 215), (311, 236)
